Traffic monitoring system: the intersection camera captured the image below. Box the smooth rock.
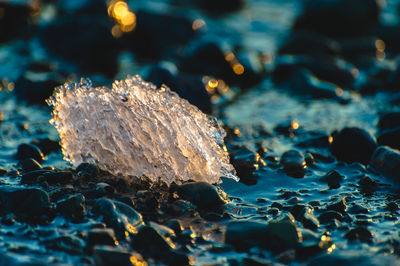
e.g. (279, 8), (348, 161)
(87, 228), (117, 247)
(177, 182), (227, 208)
(293, 0), (380, 38)
(76, 163), (99, 180)
(344, 226), (373, 243)
(19, 158), (42, 172)
(330, 127), (377, 164)
(16, 143), (44, 163)
(377, 127), (400, 150)
(378, 112), (400, 132)
(320, 170), (344, 189)
(370, 146), (400, 179)
(230, 147), (258, 184)
(92, 198), (143, 240)
(31, 138), (61, 155)
(0, 186), (50, 217)
(93, 246), (146, 266)
(280, 150), (306, 178)
(225, 214), (301, 252)
(57, 194), (85, 220)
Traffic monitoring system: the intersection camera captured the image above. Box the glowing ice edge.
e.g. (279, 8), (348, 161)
(47, 75), (237, 185)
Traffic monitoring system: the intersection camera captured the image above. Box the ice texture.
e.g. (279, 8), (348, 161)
(47, 75), (237, 185)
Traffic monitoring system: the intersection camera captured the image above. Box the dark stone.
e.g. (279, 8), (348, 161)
(377, 127), (400, 150)
(93, 246), (146, 266)
(131, 226), (173, 256)
(348, 205), (369, 214)
(344, 227), (373, 243)
(76, 163), (99, 180)
(280, 150), (306, 178)
(296, 131), (330, 148)
(124, 10), (195, 60)
(0, 168), (6, 176)
(92, 198), (143, 240)
(326, 198), (347, 215)
(40, 15), (118, 77)
(146, 64), (212, 113)
(21, 170), (49, 184)
(14, 75), (62, 105)
(293, 0), (380, 38)
(87, 228), (117, 247)
(166, 219), (183, 234)
(290, 205), (319, 230)
(31, 138), (60, 155)
(279, 31), (340, 56)
(330, 127), (377, 164)
(179, 40), (262, 89)
(318, 210), (344, 224)
(0, 186), (50, 217)
(57, 194), (85, 220)
(370, 146), (400, 180)
(41, 171), (74, 185)
(385, 202), (399, 212)
(358, 175), (381, 193)
(0, 1), (35, 42)
(225, 214), (301, 252)
(16, 143), (44, 163)
(167, 199), (197, 215)
(230, 147), (258, 184)
(41, 235), (85, 254)
(320, 170), (344, 189)
(197, 0), (244, 13)
(273, 55), (355, 90)
(378, 112), (400, 132)
(19, 158), (42, 172)
(177, 182), (227, 208)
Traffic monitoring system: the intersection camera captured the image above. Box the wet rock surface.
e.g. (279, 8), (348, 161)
(1, 0), (400, 264)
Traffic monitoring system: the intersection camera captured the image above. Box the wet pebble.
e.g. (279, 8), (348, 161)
(57, 194), (85, 220)
(31, 138), (61, 155)
(176, 182), (227, 208)
(16, 143), (44, 163)
(370, 146), (400, 180)
(326, 198), (347, 215)
(92, 198), (143, 240)
(76, 163), (99, 180)
(344, 226), (373, 243)
(225, 214), (301, 252)
(87, 228), (117, 247)
(330, 127), (377, 165)
(230, 147), (258, 184)
(0, 186), (50, 218)
(280, 150), (306, 178)
(93, 246), (146, 266)
(293, 0), (379, 37)
(377, 127), (400, 150)
(320, 170), (344, 189)
(19, 158), (42, 172)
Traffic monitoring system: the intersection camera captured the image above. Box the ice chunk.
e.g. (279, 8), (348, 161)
(47, 75), (237, 185)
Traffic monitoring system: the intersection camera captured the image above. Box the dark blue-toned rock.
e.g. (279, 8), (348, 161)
(19, 158), (42, 172)
(320, 170), (344, 189)
(31, 138), (61, 156)
(93, 246), (146, 266)
(273, 55), (355, 90)
(179, 40), (262, 89)
(344, 226), (373, 243)
(230, 147), (258, 184)
(0, 1), (36, 43)
(87, 228), (117, 247)
(41, 235), (85, 254)
(280, 150), (306, 178)
(370, 146), (400, 180)
(225, 214), (301, 252)
(377, 127), (400, 150)
(293, 0), (380, 38)
(146, 64), (212, 113)
(177, 182), (227, 208)
(40, 15), (118, 77)
(92, 198), (143, 240)
(16, 143), (44, 163)
(378, 112), (400, 132)
(76, 163), (99, 180)
(15, 75), (62, 105)
(124, 10), (195, 60)
(57, 194), (85, 220)
(0, 186), (50, 217)
(279, 31), (340, 56)
(330, 127), (377, 164)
